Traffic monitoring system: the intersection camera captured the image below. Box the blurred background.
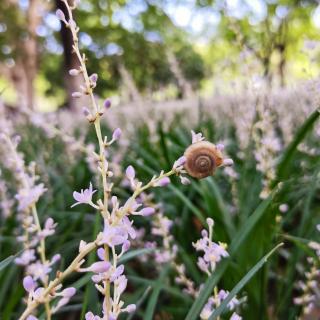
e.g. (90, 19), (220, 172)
(1, 0), (320, 110)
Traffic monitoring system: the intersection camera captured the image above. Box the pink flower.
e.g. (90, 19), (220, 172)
(110, 264), (124, 282)
(27, 261), (52, 282)
(15, 249), (36, 266)
(38, 218), (57, 239)
(115, 275), (128, 296)
(191, 130), (205, 144)
(15, 184), (47, 211)
(71, 182), (97, 207)
(100, 223), (128, 247)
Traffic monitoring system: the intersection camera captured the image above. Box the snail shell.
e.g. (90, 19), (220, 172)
(184, 141), (223, 179)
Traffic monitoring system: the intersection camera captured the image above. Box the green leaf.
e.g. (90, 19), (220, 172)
(144, 264), (170, 320)
(0, 251), (22, 272)
(119, 248), (153, 264)
(185, 190), (277, 320)
(127, 286), (152, 320)
(209, 243), (283, 319)
(168, 184), (205, 224)
(276, 108), (320, 182)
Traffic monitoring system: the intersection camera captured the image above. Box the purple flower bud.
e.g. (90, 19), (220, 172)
(87, 261), (111, 273)
(85, 312), (94, 320)
(124, 304), (136, 313)
(69, 19), (77, 29)
(104, 99), (111, 109)
(23, 276), (35, 292)
(140, 207), (155, 216)
(216, 143), (225, 151)
(61, 287), (76, 298)
(89, 73), (98, 83)
(112, 128), (122, 141)
(206, 218), (214, 227)
(156, 177), (170, 187)
(122, 240), (131, 253)
(223, 158), (234, 166)
(174, 156), (186, 169)
(51, 254), (61, 264)
(201, 229), (208, 238)
(56, 9), (66, 22)
(126, 166), (135, 180)
(69, 69), (80, 76)
(180, 176), (191, 185)
(26, 316), (38, 320)
(45, 217), (55, 229)
(82, 107), (91, 117)
(72, 92), (82, 98)
(97, 248), (105, 260)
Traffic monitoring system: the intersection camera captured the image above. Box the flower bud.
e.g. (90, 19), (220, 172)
(206, 218), (214, 228)
(89, 73), (98, 84)
(87, 261), (111, 273)
(56, 9), (66, 22)
(216, 143), (225, 151)
(61, 287), (76, 298)
(223, 158), (234, 166)
(180, 176), (190, 185)
(104, 99), (111, 109)
(72, 92), (82, 98)
(173, 156), (186, 169)
(23, 276), (35, 292)
(82, 107), (90, 116)
(124, 304), (136, 313)
(69, 69), (80, 76)
(126, 166), (135, 180)
(112, 128), (122, 141)
(140, 207), (155, 216)
(155, 177), (170, 187)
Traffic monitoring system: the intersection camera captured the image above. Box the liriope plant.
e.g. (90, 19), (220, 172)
(10, 2), (234, 319)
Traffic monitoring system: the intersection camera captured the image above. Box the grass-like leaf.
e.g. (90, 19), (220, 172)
(144, 264), (170, 320)
(185, 190), (277, 320)
(276, 108), (320, 182)
(0, 251), (21, 272)
(119, 248), (153, 264)
(209, 243), (283, 319)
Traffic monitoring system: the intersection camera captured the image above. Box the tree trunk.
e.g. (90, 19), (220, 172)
(278, 44), (286, 88)
(166, 50), (193, 99)
(55, 0), (85, 110)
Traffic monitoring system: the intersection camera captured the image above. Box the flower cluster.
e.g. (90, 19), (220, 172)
(200, 291), (240, 320)
(294, 225), (320, 315)
(252, 104), (282, 199)
(0, 133), (76, 319)
(193, 218), (229, 275)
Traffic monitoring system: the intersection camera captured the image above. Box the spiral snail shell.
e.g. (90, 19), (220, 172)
(184, 141), (223, 179)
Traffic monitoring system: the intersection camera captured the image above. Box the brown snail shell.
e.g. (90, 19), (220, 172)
(184, 141), (223, 179)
